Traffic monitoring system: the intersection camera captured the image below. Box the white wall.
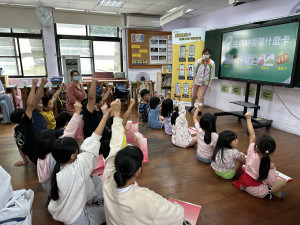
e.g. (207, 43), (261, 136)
(185, 0), (300, 135)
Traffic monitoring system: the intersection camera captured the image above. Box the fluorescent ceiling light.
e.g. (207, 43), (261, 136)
(97, 0), (124, 8)
(167, 7), (177, 13)
(55, 7), (85, 12)
(160, 4), (191, 26)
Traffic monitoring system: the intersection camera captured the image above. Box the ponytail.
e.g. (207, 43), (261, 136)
(200, 113), (216, 145)
(50, 162), (60, 200)
(171, 107), (179, 125)
(256, 135), (276, 182)
(114, 146), (143, 188)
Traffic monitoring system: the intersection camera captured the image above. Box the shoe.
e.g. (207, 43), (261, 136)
(188, 106), (194, 112)
(198, 111), (202, 116)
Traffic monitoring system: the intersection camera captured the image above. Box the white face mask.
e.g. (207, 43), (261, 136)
(203, 54), (210, 60)
(73, 76), (81, 82)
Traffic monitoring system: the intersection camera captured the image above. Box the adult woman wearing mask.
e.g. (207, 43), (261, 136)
(188, 48), (215, 114)
(66, 70), (87, 115)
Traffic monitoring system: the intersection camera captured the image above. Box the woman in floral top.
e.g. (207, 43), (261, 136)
(171, 94), (197, 148)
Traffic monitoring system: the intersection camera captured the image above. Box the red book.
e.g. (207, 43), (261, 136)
(168, 198), (202, 225)
(277, 171), (293, 182)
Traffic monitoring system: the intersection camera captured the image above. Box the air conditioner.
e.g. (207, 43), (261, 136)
(126, 15), (162, 29)
(229, 0), (255, 6)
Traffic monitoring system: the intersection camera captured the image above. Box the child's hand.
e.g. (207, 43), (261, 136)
(197, 103), (203, 110)
(176, 94), (181, 99)
(92, 77), (98, 83)
(32, 78), (38, 85)
(74, 101), (82, 114)
(158, 93), (163, 98)
(101, 103), (109, 116)
(245, 112), (252, 120)
(130, 98), (135, 106)
(41, 77), (48, 84)
(111, 99), (121, 113)
(60, 83), (65, 89)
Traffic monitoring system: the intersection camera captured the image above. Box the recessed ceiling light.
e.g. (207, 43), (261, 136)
(97, 0), (124, 8)
(167, 7), (177, 13)
(186, 8), (194, 13)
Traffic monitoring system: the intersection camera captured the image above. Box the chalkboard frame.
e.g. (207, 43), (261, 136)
(218, 21), (300, 88)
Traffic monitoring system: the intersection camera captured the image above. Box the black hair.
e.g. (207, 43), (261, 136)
(100, 126), (112, 158)
(211, 130), (237, 163)
(81, 98), (88, 111)
(70, 70), (79, 77)
(202, 48), (211, 55)
(149, 97), (160, 109)
(171, 106), (179, 125)
(96, 94), (102, 103)
(114, 146), (144, 188)
(140, 89), (150, 98)
(55, 111), (72, 129)
(50, 137), (79, 201)
(200, 113), (217, 145)
(256, 135), (276, 182)
(161, 99), (173, 118)
(10, 109), (25, 124)
(36, 129), (59, 160)
(42, 96), (50, 108)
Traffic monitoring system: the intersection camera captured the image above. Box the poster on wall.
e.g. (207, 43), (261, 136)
(171, 27), (206, 101)
(175, 83), (181, 96)
(167, 35), (173, 64)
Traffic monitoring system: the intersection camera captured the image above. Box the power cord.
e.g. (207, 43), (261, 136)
(272, 86), (300, 120)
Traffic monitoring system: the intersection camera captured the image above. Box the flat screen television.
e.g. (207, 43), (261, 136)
(219, 22), (300, 87)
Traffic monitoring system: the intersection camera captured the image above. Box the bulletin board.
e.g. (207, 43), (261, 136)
(128, 30), (172, 69)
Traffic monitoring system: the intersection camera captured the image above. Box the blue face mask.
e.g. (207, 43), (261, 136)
(203, 54), (210, 60)
(73, 76), (81, 82)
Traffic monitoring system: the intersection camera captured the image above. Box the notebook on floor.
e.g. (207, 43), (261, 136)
(188, 127), (197, 135)
(168, 198), (202, 225)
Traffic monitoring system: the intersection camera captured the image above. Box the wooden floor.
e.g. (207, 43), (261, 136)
(1, 107), (300, 225)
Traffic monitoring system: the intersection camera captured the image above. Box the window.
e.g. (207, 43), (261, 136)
(0, 28), (11, 33)
(56, 23), (122, 75)
(12, 29), (41, 34)
(94, 41), (121, 72)
(0, 28), (45, 77)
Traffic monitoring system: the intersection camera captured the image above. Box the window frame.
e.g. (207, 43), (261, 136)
(0, 30), (47, 78)
(55, 24), (123, 76)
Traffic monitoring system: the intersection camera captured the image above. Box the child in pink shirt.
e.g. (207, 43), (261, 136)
(232, 112), (286, 199)
(193, 104), (218, 163)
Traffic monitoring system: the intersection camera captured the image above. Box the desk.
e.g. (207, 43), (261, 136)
(19, 85), (50, 108)
(5, 85), (17, 109)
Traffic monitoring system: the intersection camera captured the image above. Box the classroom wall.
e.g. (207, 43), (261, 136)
(185, 0), (300, 135)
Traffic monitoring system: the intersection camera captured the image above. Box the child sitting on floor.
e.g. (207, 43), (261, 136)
(161, 98), (173, 135)
(138, 89), (151, 123)
(148, 97), (164, 129)
(48, 104), (109, 225)
(40, 83), (64, 130)
(211, 130), (246, 179)
(171, 94), (197, 148)
(36, 102), (83, 196)
(232, 112), (286, 199)
(193, 104), (218, 164)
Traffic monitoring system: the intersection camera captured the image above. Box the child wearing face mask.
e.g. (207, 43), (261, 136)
(66, 70), (87, 115)
(188, 48), (216, 114)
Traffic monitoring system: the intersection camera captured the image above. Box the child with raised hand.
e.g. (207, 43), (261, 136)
(40, 83), (64, 130)
(211, 129), (246, 179)
(138, 89), (151, 124)
(193, 104), (218, 163)
(37, 102), (83, 196)
(48, 104), (109, 225)
(148, 96), (164, 129)
(171, 94), (197, 148)
(103, 99), (185, 225)
(10, 77), (47, 166)
(233, 112), (286, 199)
(161, 98), (173, 135)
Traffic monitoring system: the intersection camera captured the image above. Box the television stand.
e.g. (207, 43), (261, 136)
(214, 82), (273, 130)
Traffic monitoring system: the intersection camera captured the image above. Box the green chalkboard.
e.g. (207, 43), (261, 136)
(205, 15), (300, 88)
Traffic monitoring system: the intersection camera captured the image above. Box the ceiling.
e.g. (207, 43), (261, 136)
(0, 0), (231, 18)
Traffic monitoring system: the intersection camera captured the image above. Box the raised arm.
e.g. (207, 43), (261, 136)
(61, 102), (83, 138)
(245, 112), (255, 144)
(87, 78), (98, 113)
(35, 77), (47, 106)
(25, 79), (38, 119)
(193, 103), (203, 125)
(104, 99), (124, 174)
(51, 83), (64, 103)
(122, 98), (135, 127)
(102, 85), (112, 103)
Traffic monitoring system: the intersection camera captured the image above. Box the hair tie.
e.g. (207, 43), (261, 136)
(265, 150), (269, 154)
